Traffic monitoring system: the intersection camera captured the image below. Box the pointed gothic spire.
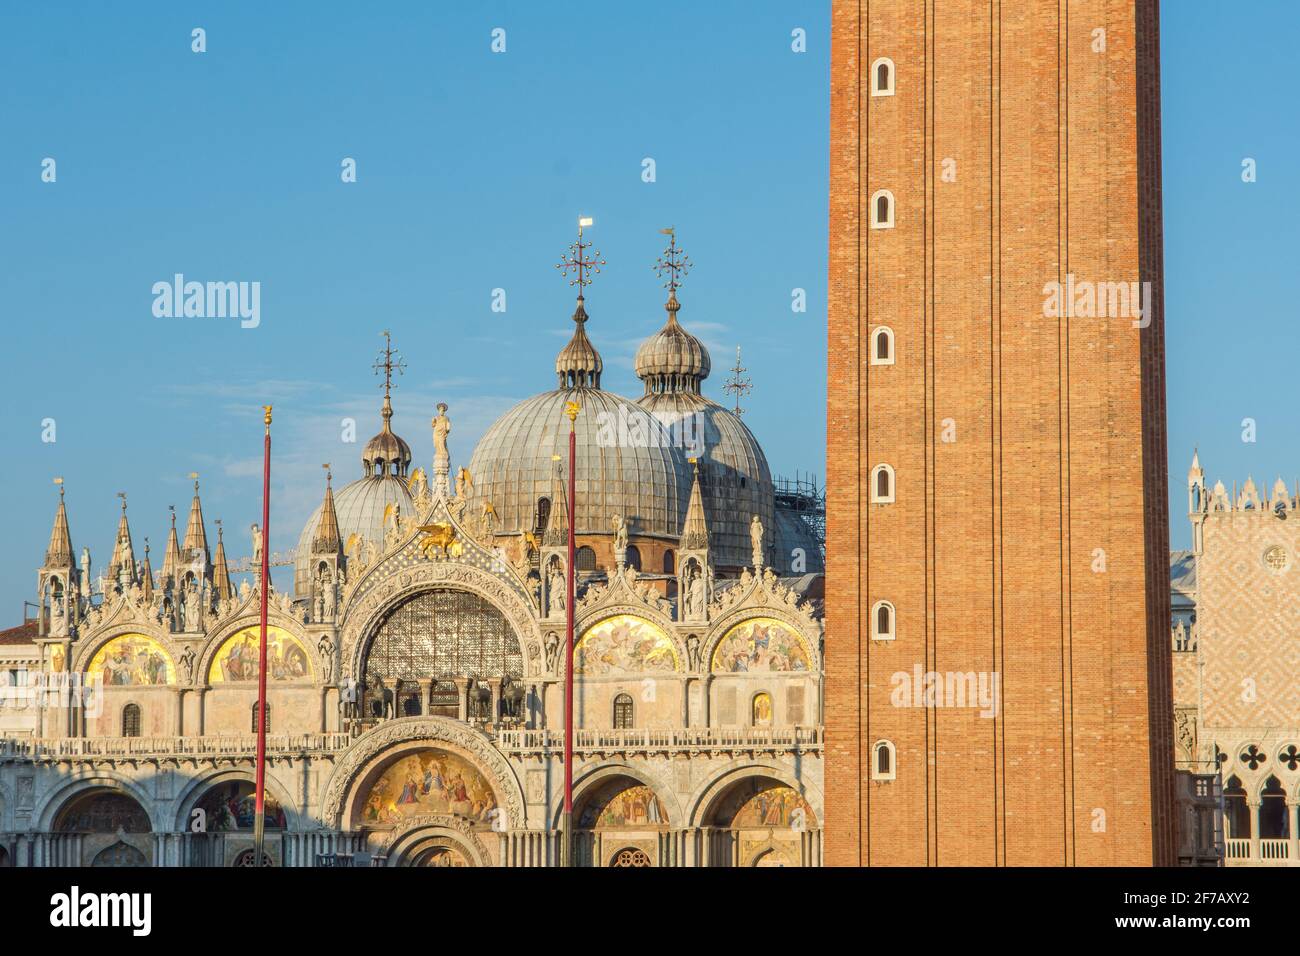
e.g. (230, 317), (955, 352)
(182, 476), (211, 573)
(139, 538), (155, 601)
(211, 521), (233, 601)
(543, 455), (569, 547)
(160, 506), (182, 588)
(107, 493), (139, 587)
(681, 460), (710, 551)
(1188, 447), (1203, 481)
(312, 468), (343, 555)
(45, 480), (74, 569)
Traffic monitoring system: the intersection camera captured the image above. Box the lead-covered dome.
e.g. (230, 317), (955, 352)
(295, 383), (414, 596)
(294, 474), (412, 595)
(638, 390), (774, 569)
(635, 294), (711, 391)
(467, 289), (692, 540)
(362, 394), (412, 478)
(634, 295), (774, 569)
(466, 387), (691, 539)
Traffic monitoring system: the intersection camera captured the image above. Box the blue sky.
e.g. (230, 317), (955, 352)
(1162, 3), (1300, 546)
(0, 2), (1294, 617)
(0, 1), (829, 615)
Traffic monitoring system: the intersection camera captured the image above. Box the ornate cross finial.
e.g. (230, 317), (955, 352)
(654, 227), (692, 298)
(168, 504), (176, 527)
(323, 462), (332, 485)
(723, 345), (753, 417)
(215, 519), (222, 541)
(556, 217), (606, 299)
(373, 330), (407, 397)
(117, 491), (127, 512)
(54, 476), (64, 500)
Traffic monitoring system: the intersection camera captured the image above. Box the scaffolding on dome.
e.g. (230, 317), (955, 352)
(773, 471), (825, 551)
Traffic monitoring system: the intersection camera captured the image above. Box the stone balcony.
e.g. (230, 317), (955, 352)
(0, 725), (822, 764)
(496, 726), (822, 758)
(1225, 837), (1297, 866)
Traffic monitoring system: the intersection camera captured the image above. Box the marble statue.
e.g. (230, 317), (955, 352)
(750, 515), (764, 569)
(318, 635), (335, 684)
(409, 467), (428, 500)
(80, 548), (92, 598)
(50, 594), (67, 636)
(549, 566), (566, 614)
(182, 582), (199, 631)
(432, 402), (452, 497)
(689, 567), (706, 620)
(612, 514), (628, 565)
(179, 646), (195, 683)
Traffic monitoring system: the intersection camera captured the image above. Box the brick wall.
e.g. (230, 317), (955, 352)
(826, 0), (1175, 866)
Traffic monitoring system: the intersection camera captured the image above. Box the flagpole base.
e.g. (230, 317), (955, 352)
(560, 810), (572, 868)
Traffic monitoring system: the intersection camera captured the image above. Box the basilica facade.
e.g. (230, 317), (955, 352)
(0, 261), (825, 868)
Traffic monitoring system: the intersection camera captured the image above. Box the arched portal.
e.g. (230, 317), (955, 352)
(54, 787), (153, 867)
(411, 844), (470, 867)
(344, 741), (505, 867)
(361, 589), (522, 721)
(572, 774), (670, 867)
(181, 776), (290, 867)
(700, 775), (816, 867)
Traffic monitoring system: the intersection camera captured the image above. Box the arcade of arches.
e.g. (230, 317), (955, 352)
(5, 367), (825, 866)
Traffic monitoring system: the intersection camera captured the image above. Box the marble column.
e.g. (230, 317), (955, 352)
(1288, 801), (1299, 864)
(1248, 800), (1261, 862)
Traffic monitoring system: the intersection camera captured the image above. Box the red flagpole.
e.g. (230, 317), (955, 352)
(562, 401), (578, 866)
(253, 405), (272, 865)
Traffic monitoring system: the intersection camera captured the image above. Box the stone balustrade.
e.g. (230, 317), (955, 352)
(0, 733), (354, 761)
(496, 725), (823, 755)
(0, 724), (822, 763)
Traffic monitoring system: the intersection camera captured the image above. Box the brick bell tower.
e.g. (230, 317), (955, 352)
(825, 0), (1175, 865)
